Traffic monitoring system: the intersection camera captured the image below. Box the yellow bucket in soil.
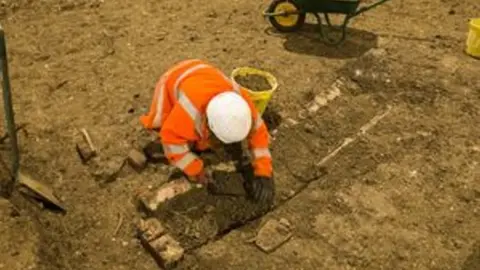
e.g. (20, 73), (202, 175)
(466, 18), (480, 58)
(231, 67), (278, 115)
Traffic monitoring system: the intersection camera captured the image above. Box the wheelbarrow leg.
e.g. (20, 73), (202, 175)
(314, 13), (350, 46)
(323, 13), (346, 31)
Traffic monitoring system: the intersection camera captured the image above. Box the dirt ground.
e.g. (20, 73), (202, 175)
(0, 0), (479, 269)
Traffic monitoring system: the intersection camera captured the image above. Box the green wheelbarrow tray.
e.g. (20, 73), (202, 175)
(298, 0), (361, 14)
(263, 0), (393, 45)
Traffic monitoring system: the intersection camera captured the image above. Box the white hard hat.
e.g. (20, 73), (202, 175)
(206, 92), (252, 144)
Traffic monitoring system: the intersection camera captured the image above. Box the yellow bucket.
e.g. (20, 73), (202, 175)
(466, 18), (480, 58)
(231, 67), (278, 115)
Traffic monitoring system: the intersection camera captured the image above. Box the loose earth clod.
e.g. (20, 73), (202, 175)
(127, 149), (147, 172)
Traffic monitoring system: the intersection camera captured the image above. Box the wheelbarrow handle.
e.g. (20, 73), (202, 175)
(354, 0), (392, 17)
(0, 24), (20, 179)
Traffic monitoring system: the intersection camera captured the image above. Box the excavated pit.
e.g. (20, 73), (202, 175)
(143, 169), (270, 251)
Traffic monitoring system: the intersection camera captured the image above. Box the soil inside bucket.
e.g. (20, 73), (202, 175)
(234, 74), (271, 92)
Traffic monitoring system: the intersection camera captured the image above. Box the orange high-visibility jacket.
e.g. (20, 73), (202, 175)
(140, 59), (272, 178)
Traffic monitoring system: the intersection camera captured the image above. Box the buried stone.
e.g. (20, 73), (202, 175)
(255, 218), (293, 253)
(127, 149), (147, 172)
(139, 170), (271, 250)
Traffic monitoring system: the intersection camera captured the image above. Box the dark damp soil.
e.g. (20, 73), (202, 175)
(148, 170), (269, 251)
(234, 74), (272, 92)
(262, 105), (283, 131)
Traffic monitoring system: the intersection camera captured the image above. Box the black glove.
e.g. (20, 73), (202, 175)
(244, 176), (275, 206)
(143, 140), (166, 163)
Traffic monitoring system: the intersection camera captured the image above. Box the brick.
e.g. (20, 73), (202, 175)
(75, 128), (97, 164)
(255, 219), (293, 253)
(143, 234), (184, 269)
(137, 218), (165, 242)
(75, 141), (96, 163)
(127, 149), (147, 172)
(138, 179), (197, 212)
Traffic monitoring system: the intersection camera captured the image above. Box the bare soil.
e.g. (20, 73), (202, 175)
(0, 0), (479, 269)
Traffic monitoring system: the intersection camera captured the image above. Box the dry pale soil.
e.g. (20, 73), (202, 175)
(0, 0), (479, 269)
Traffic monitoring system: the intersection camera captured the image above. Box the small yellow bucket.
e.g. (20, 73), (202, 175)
(231, 67), (278, 115)
(466, 18), (480, 58)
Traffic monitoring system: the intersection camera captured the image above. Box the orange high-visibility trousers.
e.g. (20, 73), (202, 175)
(140, 59), (272, 178)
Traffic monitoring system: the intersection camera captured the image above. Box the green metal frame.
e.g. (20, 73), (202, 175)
(0, 24), (20, 180)
(264, 0), (392, 45)
(294, 0), (360, 14)
(317, 0), (392, 45)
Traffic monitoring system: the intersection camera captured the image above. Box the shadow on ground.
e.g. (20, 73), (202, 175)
(266, 24), (378, 59)
(462, 241), (480, 270)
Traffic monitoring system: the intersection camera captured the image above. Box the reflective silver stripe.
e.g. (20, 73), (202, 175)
(232, 81), (240, 93)
(152, 60), (201, 127)
(152, 81), (166, 128)
(218, 72), (240, 93)
(163, 144), (189, 155)
(173, 64), (210, 99)
(252, 148), (271, 159)
(254, 115), (264, 130)
(178, 90), (204, 137)
(174, 152), (198, 170)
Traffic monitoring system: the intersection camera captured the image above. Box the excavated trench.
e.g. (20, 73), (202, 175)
(139, 106), (289, 252)
(6, 48), (463, 270)
(145, 48), (431, 259)
(140, 81), (384, 256)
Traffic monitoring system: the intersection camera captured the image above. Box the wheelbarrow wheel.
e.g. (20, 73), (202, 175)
(267, 0), (306, 33)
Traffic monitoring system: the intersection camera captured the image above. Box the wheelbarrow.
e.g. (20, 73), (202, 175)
(263, 0), (392, 45)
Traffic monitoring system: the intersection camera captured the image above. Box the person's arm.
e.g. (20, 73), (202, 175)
(236, 89), (273, 177)
(234, 89), (274, 205)
(243, 112), (274, 205)
(160, 104), (204, 179)
(248, 114), (273, 178)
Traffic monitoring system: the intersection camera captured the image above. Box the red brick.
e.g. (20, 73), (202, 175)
(137, 179), (197, 212)
(149, 234), (184, 269)
(137, 218), (165, 242)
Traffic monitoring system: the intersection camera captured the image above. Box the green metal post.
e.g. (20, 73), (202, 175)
(0, 25), (20, 179)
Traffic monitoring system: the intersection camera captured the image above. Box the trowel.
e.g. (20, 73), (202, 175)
(0, 153), (65, 213)
(0, 24), (65, 213)
(16, 172), (65, 213)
